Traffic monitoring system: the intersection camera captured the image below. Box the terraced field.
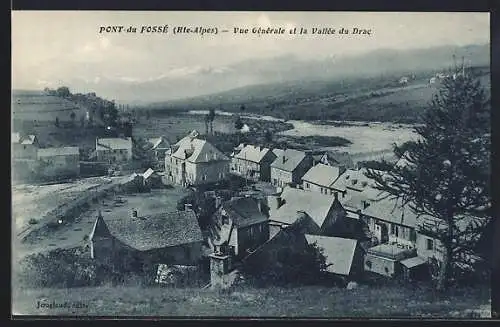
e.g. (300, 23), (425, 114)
(12, 90), (88, 123)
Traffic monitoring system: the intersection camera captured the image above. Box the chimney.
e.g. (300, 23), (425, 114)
(282, 155), (286, 164)
(215, 196), (222, 209)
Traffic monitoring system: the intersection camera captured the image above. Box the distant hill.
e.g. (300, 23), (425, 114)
(12, 90), (89, 123)
(74, 43), (488, 105)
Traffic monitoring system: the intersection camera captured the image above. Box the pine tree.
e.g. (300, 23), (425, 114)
(365, 65), (491, 291)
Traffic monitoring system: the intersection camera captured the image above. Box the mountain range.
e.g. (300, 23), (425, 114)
(30, 43), (491, 105)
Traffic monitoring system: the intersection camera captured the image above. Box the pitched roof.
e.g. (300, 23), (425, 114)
(142, 168), (155, 179)
(305, 234), (359, 276)
(362, 195), (419, 228)
(37, 146), (79, 157)
(269, 187), (336, 227)
(21, 135), (37, 145)
(12, 133), (37, 145)
(234, 145), (273, 163)
(271, 149), (308, 172)
(171, 137), (229, 163)
(221, 197), (268, 228)
(302, 164), (341, 187)
(272, 149), (285, 158)
(331, 168), (379, 192)
(400, 256), (427, 268)
(92, 210), (203, 251)
(96, 137), (132, 151)
(321, 151), (355, 168)
(148, 136), (170, 150)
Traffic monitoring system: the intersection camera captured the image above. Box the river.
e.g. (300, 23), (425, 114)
(186, 110), (418, 156)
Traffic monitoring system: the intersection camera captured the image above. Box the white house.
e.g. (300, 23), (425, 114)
(302, 163), (343, 195)
(96, 137), (133, 163)
(164, 130), (230, 186)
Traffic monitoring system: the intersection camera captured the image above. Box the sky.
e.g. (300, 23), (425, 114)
(12, 11), (490, 90)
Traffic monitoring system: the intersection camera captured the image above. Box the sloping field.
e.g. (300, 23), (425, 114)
(12, 284), (490, 317)
(11, 177), (114, 235)
(12, 90), (88, 122)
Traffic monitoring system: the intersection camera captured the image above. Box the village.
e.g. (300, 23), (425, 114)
(12, 117), (485, 292)
(11, 11), (493, 318)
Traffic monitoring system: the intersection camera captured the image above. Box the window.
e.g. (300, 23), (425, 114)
(410, 230), (417, 242)
(365, 217), (371, 225)
(391, 224), (396, 234)
(395, 226), (399, 237)
(202, 175), (207, 181)
(426, 238), (434, 250)
(306, 183), (310, 189)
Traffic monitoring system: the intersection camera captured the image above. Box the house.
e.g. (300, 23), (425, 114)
(142, 168), (162, 189)
(164, 130), (230, 186)
(305, 234), (365, 278)
(302, 163), (344, 195)
(148, 136), (170, 161)
(399, 76), (409, 85)
(89, 209), (204, 266)
(415, 214), (488, 269)
(267, 187), (367, 241)
(342, 189), (419, 248)
(37, 146), (80, 178)
(272, 148), (285, 158)
(12, 133), (39, 159)
(312, 150), (354, 170)
(209, 196), (269, 258)
(120, 172), (145, 193)
(242, 224), (364, 282)
(230, 144), (277, 182)
(96, 137), (133, 163)
(364, 243), (420, 278)
(330, 168), (378, 195)
(270, 149), (313, 188)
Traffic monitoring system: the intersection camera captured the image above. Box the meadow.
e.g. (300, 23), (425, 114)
(12, 283), (490, 318)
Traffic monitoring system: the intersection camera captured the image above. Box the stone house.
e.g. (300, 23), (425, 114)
(342, 190), (418, 249)
(89, 209), (204, 267)
(230, 144), (277, 182)
(148, 136), (170, 162)
(96, 137), (133, 163)
(302, 163), (344, 195)
(36, 146), (80, 178)
(267, 186), (368, 241)
(209, 196), (269, 258)
(270, 149), (313, 188)
(164, 130), (230, 187)
(12, 133), (39, 160)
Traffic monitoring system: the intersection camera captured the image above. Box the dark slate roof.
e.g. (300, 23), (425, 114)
(90, 210), (203, 251)
(221, 197), (268, 228)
